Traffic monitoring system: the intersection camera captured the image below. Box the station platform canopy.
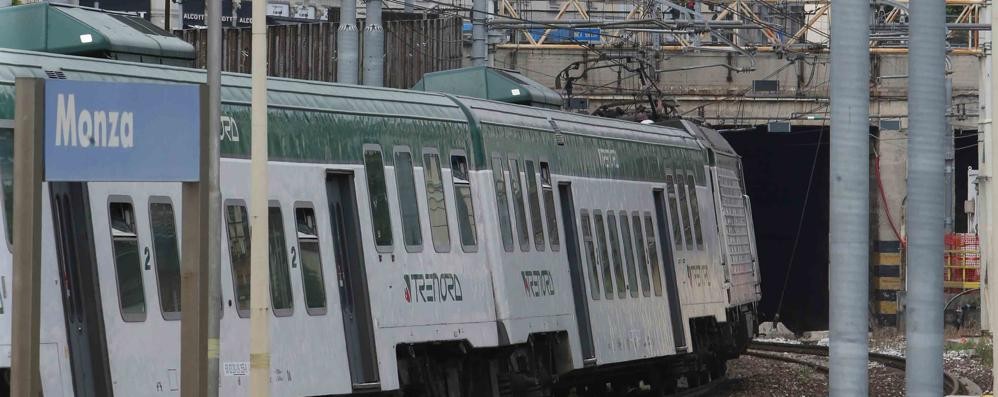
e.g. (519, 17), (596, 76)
(0, 3), (194, 66)
(412, 66), (563, 109)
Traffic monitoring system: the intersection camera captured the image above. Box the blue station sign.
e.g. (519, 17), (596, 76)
(44, 80), (200, 182)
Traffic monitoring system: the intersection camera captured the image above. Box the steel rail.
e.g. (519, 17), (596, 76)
(747, 341), (969, 395)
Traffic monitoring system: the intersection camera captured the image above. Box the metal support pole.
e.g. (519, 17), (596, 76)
(828, 0), (870, 395)
(906, 0), (946, 393)
(249, 0), (271, 394)
(180, 85), (211, 397)
(231, 0), (240, 28)
(945, 78), (955, 234)
(989, 0), (998, 384)
(363, 0), (384, 87)
(164, 0), (171, 31)
(471, 0), (487, 66)
(337, 0), (359, 84)
(10, 77), (43, 397)
(206, 0), (223, 393)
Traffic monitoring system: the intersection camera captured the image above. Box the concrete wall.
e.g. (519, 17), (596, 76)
(494, 47), (980, 129)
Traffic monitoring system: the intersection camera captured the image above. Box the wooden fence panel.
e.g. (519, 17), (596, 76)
(179, 16), (464, 89)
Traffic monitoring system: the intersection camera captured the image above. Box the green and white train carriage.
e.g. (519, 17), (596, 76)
(0, 48), (760, 397)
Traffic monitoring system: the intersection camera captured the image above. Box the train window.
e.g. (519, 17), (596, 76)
(606, 212), (626, 299)
(424, 152), (452, 253)
(491, 154), (514, 252)
(676, 172), (695, 251)
(631, 213), (651, 297)
(645, 214), (664, 296)
(687, 174), (704, 250)
(451, 154), (478, 252)
(665, 174), (685, 250)
(619, 212), (640, 298)
(225, 203), (251, 317)
(0, 128), (11, 247)
(363, 147), (393, 251)
(525, 160), (546, 251)
(109, 201), (146, 322)
(593, 211), (613, 300)
(295, 206), (327, 314)
(580, 210), (600, 300)
(394, 149), (423, 251)
(508, 158), (530, 252)
(149, 199), (181, 320)
(268, 205), (294, 316)
(540, 162), (559, 251)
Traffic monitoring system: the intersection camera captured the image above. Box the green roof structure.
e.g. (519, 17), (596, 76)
(412, 66), (564, 109)
(0, 3), (194, 66)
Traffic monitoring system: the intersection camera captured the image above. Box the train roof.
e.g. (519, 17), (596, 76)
(456, 96), (699, 149)
(0, 48), (468, 124)
(666, 120), (738, 157)
(0, 48), (712, 153)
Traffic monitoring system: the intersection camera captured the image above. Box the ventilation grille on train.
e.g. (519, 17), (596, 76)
(45, 70), (68, 80)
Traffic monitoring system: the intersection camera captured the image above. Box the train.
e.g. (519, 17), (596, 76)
(0, 48), (761, 396)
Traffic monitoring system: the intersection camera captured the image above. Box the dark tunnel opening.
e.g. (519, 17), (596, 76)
(722, 125), (830, 333)
(720, 125), (978, 333)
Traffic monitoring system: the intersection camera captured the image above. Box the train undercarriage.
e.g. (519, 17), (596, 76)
(391, 304), (756, 397)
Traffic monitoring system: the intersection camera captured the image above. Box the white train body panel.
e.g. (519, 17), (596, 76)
(0, 49), (764, 397)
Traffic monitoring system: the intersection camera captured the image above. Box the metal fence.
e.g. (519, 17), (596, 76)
(179, 16), (464, 89)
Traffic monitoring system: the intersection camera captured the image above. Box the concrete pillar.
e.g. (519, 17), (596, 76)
(872, 126), (907, 327)
(149, 0), (182, 31)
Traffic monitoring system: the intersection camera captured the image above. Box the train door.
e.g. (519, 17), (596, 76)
(49, 182), (114, 396)
(325, 172), (379, 388)
(557, 182), (595, 364)
(653, 189), (688, 352)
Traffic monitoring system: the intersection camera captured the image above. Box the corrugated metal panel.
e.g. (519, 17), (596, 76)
(178, 17), (463, 89)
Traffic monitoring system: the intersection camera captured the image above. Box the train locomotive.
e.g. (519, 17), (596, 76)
(0, 48), (761, 396)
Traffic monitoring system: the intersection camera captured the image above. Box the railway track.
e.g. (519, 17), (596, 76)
(746, 341), (981, 395)
(669, 375), (728, 397)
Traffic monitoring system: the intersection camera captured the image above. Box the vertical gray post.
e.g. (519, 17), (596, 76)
(471, 0), (487, 67)
(828, 0), (869, 395)
(906, 0), (946, 393)
(163, 0), (173, 31)
(363, 0), (384, 87)
(990, 0), (998, 383)
(179, 4), (222, 396)
(164, 0), (171, 31)
(337, 0), (359, 84)
(205, 0), (223, 392)
(944, 78), (955, 233)
(10, 77), (43, 397)
(231, 0), (240, 27)
(180, 85), (211, 397)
